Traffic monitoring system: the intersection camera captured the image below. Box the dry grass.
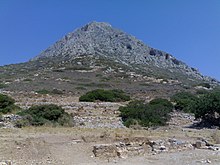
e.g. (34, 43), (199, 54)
(211, 130), (220, 144)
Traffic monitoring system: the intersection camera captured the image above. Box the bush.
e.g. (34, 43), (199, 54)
(119, 99), (173, 127)
(17, 104), (72, 126)
(79, 89), (130, 102)
(149, 98), (173, 110)
(192, 91), (220, 127)
(0, 94), (15, 109)
(36, 89), (63, 95)
(0, 83), (8, 89)
(0, 94), (20, 114)
(196, 89), (209, 95)
(171, 92), (198, 113)
(35, 89), (50, 94)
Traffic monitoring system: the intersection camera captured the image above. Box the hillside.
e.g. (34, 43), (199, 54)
(0, 21), (219, 98)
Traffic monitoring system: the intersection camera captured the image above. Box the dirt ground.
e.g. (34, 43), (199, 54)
(0, 126), (220, 165)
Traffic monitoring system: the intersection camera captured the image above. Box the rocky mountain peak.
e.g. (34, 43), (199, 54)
(31, 21), (218, 84)
(81, 21), (112, 31)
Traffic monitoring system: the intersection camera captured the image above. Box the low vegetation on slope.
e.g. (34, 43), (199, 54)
(119, 98), (173, 127)
(17, 104), (72, 127)
(79, 89), (130, 102)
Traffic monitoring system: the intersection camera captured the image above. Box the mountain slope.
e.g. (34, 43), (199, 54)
(32, 21), (215, 83)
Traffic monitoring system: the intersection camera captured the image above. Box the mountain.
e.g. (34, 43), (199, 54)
(0, 21), (219, 98)
(32, 21), (215, 82)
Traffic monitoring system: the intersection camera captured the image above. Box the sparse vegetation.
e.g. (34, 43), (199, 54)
(36, 89), (63, 95)
(197, 83), (211, 89)
(119, 99), (173, 127)
(75, 86), (87, 90)
(64, 66), (92, 71)
(78, 82), (111, 88)
(17, 104), (72, 127)
(79, 89), (130, 102)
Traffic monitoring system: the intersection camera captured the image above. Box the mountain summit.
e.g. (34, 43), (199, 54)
(33, 21), (180, 66)
(32, 21), (216, 83)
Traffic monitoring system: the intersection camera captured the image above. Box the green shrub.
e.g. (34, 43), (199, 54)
(0, 94), (15, 109)
(0, 104), (21, 114)
(23, 78), (33, 82)
(0, 94), (20, 114)
(17, 104), (72, 126)
(50, 89), (64, 95)
(119, 99), (173, 127)
(36, 89), (50, 94)
(196, 89), (209, 95)
(79, 89), (130, 102)
(0, 83), (8, 89)
(149, 98), (173, 110)
(192, 91), (220, 127)
(171, 92), (198, 113)
(36, 89), (63, 95)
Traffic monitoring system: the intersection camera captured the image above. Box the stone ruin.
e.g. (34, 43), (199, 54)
(92, 136), (220, 159)
(93, 137), (151, 159)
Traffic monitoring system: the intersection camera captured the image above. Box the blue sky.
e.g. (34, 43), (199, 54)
(0, 0), (220, 80)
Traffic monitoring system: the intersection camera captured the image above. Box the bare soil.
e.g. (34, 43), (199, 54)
(0, 126), (220, 165)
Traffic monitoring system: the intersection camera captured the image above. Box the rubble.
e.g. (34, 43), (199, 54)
(93, 137), (199, 158)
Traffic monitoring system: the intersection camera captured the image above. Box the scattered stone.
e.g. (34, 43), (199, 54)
(0, 161), (12, 165)
(208, 146), (219, 151)
(160, 145), (166, 151)
(206, 159), (211, 164)
(71, 139), (83, 144)
(195, 141), (202, 149)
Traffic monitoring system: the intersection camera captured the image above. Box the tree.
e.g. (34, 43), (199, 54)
(192, 91), (220, 127)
